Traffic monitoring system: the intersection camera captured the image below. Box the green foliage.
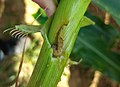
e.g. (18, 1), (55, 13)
(92, 0), (120, 26)
(33, 8), (48, 25)
(71, 12), (120, 82)
(79, 16), (95, 28)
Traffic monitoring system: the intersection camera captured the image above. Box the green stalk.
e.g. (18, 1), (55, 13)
(27, 0), (90, 87)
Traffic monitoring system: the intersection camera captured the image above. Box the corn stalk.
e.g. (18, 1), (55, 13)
(27, 0), (91, 87)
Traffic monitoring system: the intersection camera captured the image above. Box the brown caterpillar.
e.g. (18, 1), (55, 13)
(52, 25), (66, 57)
(53, 35), (63, 57)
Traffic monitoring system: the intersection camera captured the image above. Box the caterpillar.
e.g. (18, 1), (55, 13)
(52, 25), (67, 57)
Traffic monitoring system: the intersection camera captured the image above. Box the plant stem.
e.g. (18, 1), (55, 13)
(27, 0), (90, 87)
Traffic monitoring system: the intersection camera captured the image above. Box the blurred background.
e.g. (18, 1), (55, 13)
(0, 0), (120, 87)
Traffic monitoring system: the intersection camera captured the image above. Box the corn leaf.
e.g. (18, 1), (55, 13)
(92, 0), (120, 26)
(71, 12), (120, 82)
